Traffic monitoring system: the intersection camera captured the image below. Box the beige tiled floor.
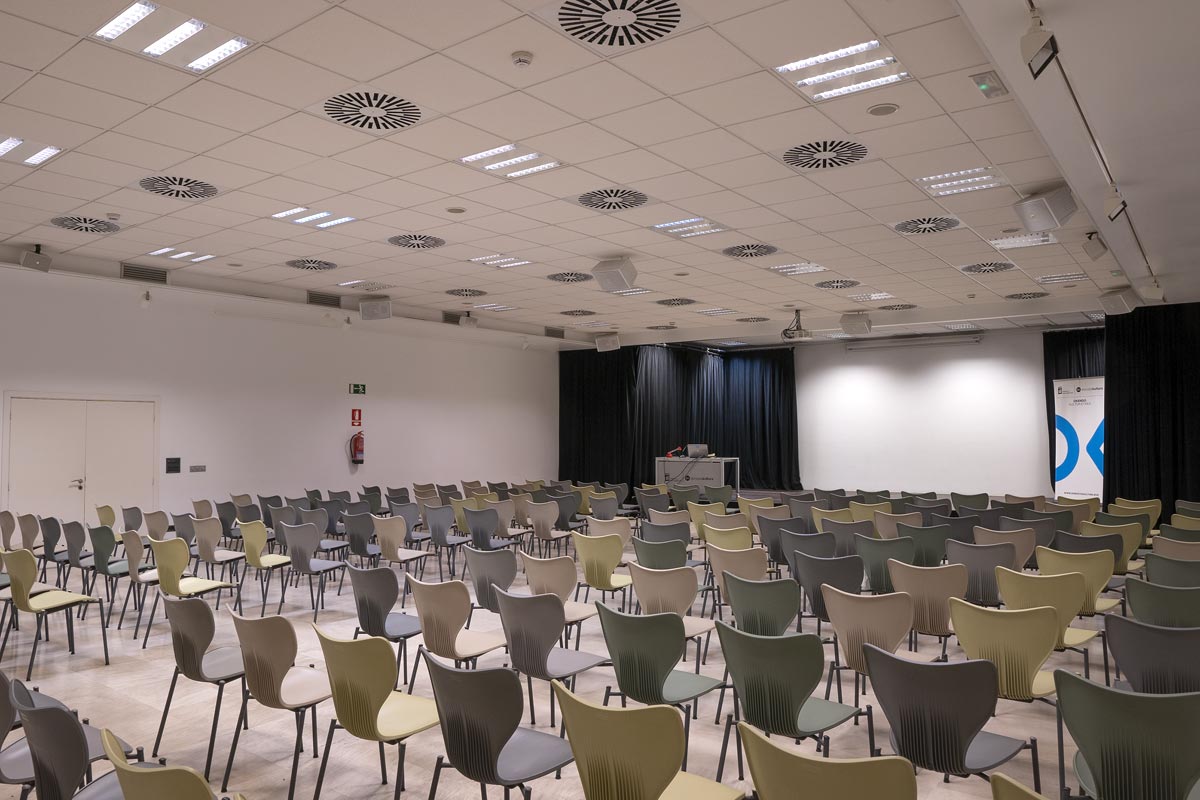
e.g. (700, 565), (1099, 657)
(0, 554), (1091, 799)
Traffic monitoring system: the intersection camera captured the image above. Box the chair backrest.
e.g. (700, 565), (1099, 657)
(636, 490), (670, 518)
(163, 595), (221, 682)
(779, 530), (836, 576)
(329, 490), (352, 502)
(1145, 552), (1200, 588)
(756, 515), (802, 564)
(407, 576), (472, 658)
(229, 611), (301, 709)
(526, 499), (559, 542)
(12, 679), (91, 800)
(63, 520), (91, 567)
(945, 539), (1015, 607)
(888, 560), (967, 637)
(552, 492), (581, 531)
(89, 524), (121, 575)
(95, 504), (116, 530)
(463, 547), (517, 613)
(123, 505), (144, 533)
(347, 565), (400, 638)
(724, 574), (798, 636)
(16, 513), (39, 550)
(573, 532), (625, 591)
(213, 502), (236, 538)
(589, 516), (632, 546)
(277, 521), (321, 574)
(848, 501), (890, 524)
(386, 488), (410, 504)
(1005, 494), (1046, 512)
(738, 721), (917, 800)
(949, 599), (1058, 700)
(1000, 515), (1055, 567)
(297, 507), (329, 536)
(314, 499), (342, 534)
(1127, 577), (1200, 627)
(596, 603), (685, 706)
(651, 508), (692, 528)
(996, 567), (1085, 648)
(424, 504), (457, 547)
(639, 520), (691, 546)
(464, 507), (501, 550)
(1036, 545), (1115, 615)
(792, 552), (864, 622)
(972, 526), (1036, 571)
(855, 534), (914, 593)
(271, 504), (299, 528)
(874, 510), (922, 540)
(822, 586), (913, 674)
(1106, 614), (1200, 694)
(786, 497), (828, 530)
(314, 626), (397, 741)
(1081, 519), (1143, 574)
(631, 537), (687, 569)
(686, 501), (724, 530)
(426, 655), (525, 785)
(484, 498), (516, 532)
(863, 643), (997, 776)
(1110, 499), (1162, 528)
(257, 495), (282, 528)
(238, 519), (275, 570)
(1160, 524), (1200, 543)
(171, 513), (197, 546)
(101, 727), (223, 800)
(1024, 506), (1076, 534)
(951, 492), (990, 511)
(709, 544), (769, 598)
(230, 493), (252, 507)
(901, 491), (937, 500)
(368, 515), (404, 563)
(235, 503), (262, 527)
(518, 553), (576, 602)
(1154, 536), (1200, 561)
(39, 516), (62, 554)
(932, 512), (978, 543)
(628, 562), (697, 618)
(193, 516), (224, 563)
(812, 506), (854, 531)
(669, 486), (702, 512)
(715, 621), (825, 737)
(1051, 529), (1124, 565)
(1, 549), (39, 612)
(495, 588), (566, 680)
(703, 525), (753, 552)
(285, 496), (313, 512)
(822, 518), (875, 558)
(149, 537), (191, 597)
(1171, 514), (1200, 531)
(1056, 669), (1200, 799)
(896, 522), (953, 567)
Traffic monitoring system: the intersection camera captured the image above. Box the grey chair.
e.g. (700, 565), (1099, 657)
(639, 520), (691, 546)
(1024, 507), (1076, 534)
(821, 518), (874, 557)
(276, 522), (345, 621)
(786, 498), (828, 532)
(723, 573), (799, 636)
(957, 506), (1002, 529)
(1000, 515), (1055, 569)
(1052, 530), (1124, 562)
(755, 515), (802, 569)
(779, 531), (836, 622)
(945, 539), (1015, 607)
(897, 523), (954, 567)
(154, 596), (244, 779)
(1105, 614), (1200, 693)
(826, 493), (862, 511)
(951, 492), (990, 512)
(932, 512), (980, 543)
(37, 517), (72, 586)
(635, 489), (670, 519)
(425, 655), (574, 800)
(347, 565), (421, 685)
(552, 494), (584, 534)
(359, 491), (387, 516)
(284, 496), (312, 512)
(902, 491), (938, 500)
(305, 489), (323, 504)
(864, 644), (1041, 792)
(386, 488), (411, 504)
(271, 504), (299, 529)
(703, 485), (734, 506)
(425, 504), (469, 579)
(1145, 552), (1200, 588)
(589, 494), (618, 521)
(257, 495), (282, 529)
(855, 534), (914, 594)
(463, 547), (518, 616)
(297, 508), (351, 558)
(791, 552), (864, 635)
(1160, 524), (1200, 543)
(465, 507), (516, 552)
(62, 520), (98, 595)
(215, 501), (242, 548)
(494, 589), (608, 726)
(122, 506), (144, 534)
(389, 502), (427, 548)
(632, 538), (688, 570)
(314, 499), (343, 536)
(993, 500), (1036, 517)
(343, 512), (382, 566)
(668, 486), (702, 511)
(341, 500), (370, 519)
(328, 490), (352, 502)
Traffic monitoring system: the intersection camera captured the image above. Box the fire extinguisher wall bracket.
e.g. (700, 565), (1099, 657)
(349, 431), (365, 465)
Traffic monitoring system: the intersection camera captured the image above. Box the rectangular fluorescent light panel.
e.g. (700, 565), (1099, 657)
(769, 263), (826, 276)
(95, 1), (156, 40)
(292, 211), (331, 224)
(1085, 311), (1105, 322)
(698, 308), (737, 316)
(187, 37), (249, 71)
(0, 137), (24, 157)
(469, 254), (502, 262)
(812, 72), (910, 101)
(825, 332), (852, 339)
(484, 153), (539, 170)
(144, 19), (204, 56)
(315, 216), (355, 228)
(919, 167), (990, 183)
(147, 247), (174, 255)
(461, 144), (515, 163)
(272, 207), (307, 218)
(989, 232), (1057, 250)
(847, 291), (894, 302)
(507, 161), (558, 178)
(716, 341), (747, 347)
(654, 218), (704, 228)
(679, 228), (726, 237)
(796, 57), (897, 86)
(190, 254), (215, 262)
(474, 303), (517, 312)
(612, 287), (650, 296)
(935, 183), (1003, 196)
(23, 146), (61, 165)
(776, 40), (880, 73)
(338, 280), (396, 291)
(1037, 271), (1087, 284)
(944, 322), (981, 331)
(577, 320), (610, 327)
(169, 251), (195, 259)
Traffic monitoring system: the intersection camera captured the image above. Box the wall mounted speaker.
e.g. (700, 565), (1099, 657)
(1014, 184), (1076, 232)
(840, 313), (872, 335)
(19, 249), (52, 272)
(1099, 287), (1140, 315)
(595, 333), (621, 352)
(592, 257), (636, 292)
(358, 299), (392, 320)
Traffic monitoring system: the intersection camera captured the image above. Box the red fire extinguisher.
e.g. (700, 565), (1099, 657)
(349, 431), (365, 465)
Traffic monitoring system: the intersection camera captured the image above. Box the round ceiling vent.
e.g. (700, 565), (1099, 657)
(388, 234), (445, 249)
(722, 244), (778, 258)
(324, 92), (421, 131)
(961, 261), (1015, 274)
(656, 297), (695, 306)
(879, 303), (917, 311)
(1005, 291), (1049, 300)
(893, 216), (960, 235)
(577, 187), (649, 210)
(815, 279), (861, 290)
(783, 140), (869, 170)
(561, 309), (596, 316)
(139, 176), (218, 200)
(547, 272), (593, 283)
(447, 288), (487, 297)
(647, 324), (677, 330)
(51, 216), (120, 234)
(558, 0), (683, 47)
(286, 258), (337, 271)
(737, 316), (770, 323)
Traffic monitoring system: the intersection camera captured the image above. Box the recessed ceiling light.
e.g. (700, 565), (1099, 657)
(715, 341), (748, 347)
(944, 322), (981, 331)
(925, 174), (997, 190)
(0, 137), (24, 157)
(769, 263), (826, 275)
(561, 309), (596, 316)
(679, 228), (726, 237)
(469, 254), (502, 262)
(190, 254), (215, 262)
(795, 57), (897, 86)
(292, 211), (331, 224)
(825, 332), (852, 339)
(22, 146), (61, 165)
(612, 287), (650, 296)
(737, 316), (769, 323)
(775, 40), (880, 73)
(654, 218), (704, 228)
(169, 251), (195, 259)
(484, 153), (540, 171)
(461, 144), (516, 163)
(143, 19), (204, 56)
(919, 167), (990, 182)
(338, 280), (396, 291)
(1085, 311), (1105, 322)
(315, 216), (355, 228)
(147, 247), (174, 255)
(1005, 291), (1050, 300)
(698, 308), (737, 316)
(935, 183), (1003, 196)
(647, 325), (676, 330)
(95, 1), (156, 40)
(507, 161), (559, 178)
(577, 320), (611, 328)
(474, 303), (517, 312)
(447, 288), (486, 297)
(846, 291), (895, 302)
(812, 72), (910, 101)
(1037, 271), (1087, 284)
(272, 207), (307, 218)
(187, 37), (250, 71)
(989, 232), (1057, 250)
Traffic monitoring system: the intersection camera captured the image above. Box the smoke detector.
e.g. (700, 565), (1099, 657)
(512, 50), (533, 68)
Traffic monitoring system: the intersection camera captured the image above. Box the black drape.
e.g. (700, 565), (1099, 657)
(1104, 303), (1200, 513)
(559, 345), (802, 490)
(1043, 328), (1105, 488)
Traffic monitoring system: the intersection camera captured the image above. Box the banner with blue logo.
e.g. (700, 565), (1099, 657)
(1053, 377), (1105, 499)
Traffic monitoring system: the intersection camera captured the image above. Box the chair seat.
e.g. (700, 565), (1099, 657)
(480, 538), (517, 551)
(72, 770), (124, 800)
(0, 581), (55, 601)
(319, 539), (349, 553)
(796, 696), (859, 736)
(1030, 670), (1057, 699)
(384, 612), (421, 640)
(661, 669), (722, 705)
(661, 769), (745, 800)
(257, 553), (290, 569)
(453, 628), (507, 660)
(1074, 750), (1200, 800)
(279, 667), (332, 709)
(28, 589), (96, 612)
(200, 644), (245, 682)
(964, 730), (1027, 773)
(563, 600), (598, 625)
(133, 568), (163, 586)
(443, 535), (471, 547)
(388, 548), (428, 565)
(683, 615), (716, 639)
(1094, 597), (1121, 613)
(599, 574), (633, 590)
(307, 559), (345, 575)
(177, 577), (231, 597)
(1062, 626), (1100, 648)
(496, 728), (574, 784)
(0, 724), (134, 785)
(544, 648), (608, 680)
(541, 530), (573, 543)
(357, 543), (383, 557)
(376, 691), (439, 741)
(407, 531), (432, 544)
(211, 549), (245, 564)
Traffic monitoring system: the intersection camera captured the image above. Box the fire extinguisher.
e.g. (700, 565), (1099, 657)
(349, 431), (365, 465)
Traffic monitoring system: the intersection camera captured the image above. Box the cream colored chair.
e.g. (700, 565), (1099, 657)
(1170, 513), (1200, 531)
(848, 501), (890, 524)
(888, 560), (966, 659)
(688, 501), (725, 532)
(1005, 494), (1047, 512)
(589, 516), (633, 548)
(822, 585), (913, 706)
(707, 545), (769, 620)
(749, 504), (790, 536)
(373, 514), (429, 593)
(973, 526), (1036, 571)
(874, 511), (921, 540)
(520, 552), (597, 647)
(528, 499), (572, 557)
(1153, 536), (1200, 561)
(1114, 497), (1163, 529)
(812, 507), (855, 531)
(703, 525), (753, 552)
(737, 497), (775, 534)
(406, 576), (506, 683)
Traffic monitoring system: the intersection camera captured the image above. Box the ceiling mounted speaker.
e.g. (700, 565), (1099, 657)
(1014, 184), (1077, 232)
(840, 313), (872, 335)
(1082, 233), (1108, 261)
(592, 257), (637, 291)
(1099, 287), (1140, 315)
(359, 299), (392, 321)
(19, 249), (51, 272)
(595, 332), (621, 352)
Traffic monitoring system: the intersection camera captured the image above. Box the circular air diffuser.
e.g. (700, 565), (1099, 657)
(1005, 292), (1049, 300)
(893, 217), (960, 235)
(815, 279), (861, 290)
(782, 140), (869, 169)
(547, 272), (593, 283)
(722, 244), (778, 258)
(138, 176), (218, 200)
(324, 92), (421, 131)
(558, 0), (683, 47)
(286, 259), (337, 271)
(656, 298), (695, 306)
(577, 188), (649, 210)
(388, 234), (445, 249)
(50, 216), (120, 234)
(561, 309), (596, 316)
(446, 288), (487, 297)
(961, 262), (1015, 274)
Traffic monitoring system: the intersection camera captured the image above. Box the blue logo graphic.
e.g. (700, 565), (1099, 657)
(1056, 415), (1104, 481)
(1087, 419), (1104, 473)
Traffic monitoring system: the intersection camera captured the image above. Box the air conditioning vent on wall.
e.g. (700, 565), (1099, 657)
(544, 327), (566, 339)
(306, 291), (342, 308)
(120, 263), (168, 284)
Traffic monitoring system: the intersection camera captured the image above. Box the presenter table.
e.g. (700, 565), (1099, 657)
(655, 457), (740, 492)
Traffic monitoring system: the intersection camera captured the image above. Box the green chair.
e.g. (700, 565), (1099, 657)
(1145, 552), (1200, 588)
(1056, 668), (1200, 800)
(1160, 524), (1200, 543)
(952, 492), (990, 512)
(631, 537), (688, 570)
(714, 621), (867, 782)
(854, 534), (914, 594)
(723, 573), (798, 636)
(996, 567), (1107, 684)
(1127, 577), (1200, 627)
(897, 522), (954, 567)
(595, 602), (721, 771)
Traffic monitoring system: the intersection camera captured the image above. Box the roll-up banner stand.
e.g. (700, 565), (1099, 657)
(1053, 377), (1105, 499)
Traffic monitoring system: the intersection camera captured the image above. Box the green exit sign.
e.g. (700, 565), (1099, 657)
(349, 383), (366, 395)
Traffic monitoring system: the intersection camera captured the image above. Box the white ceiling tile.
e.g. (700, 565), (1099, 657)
(676, 73), (808, 130)
(343, 0), (520, 50)
(922, 66), (1006, 113)
(714, 0), (875, 70)
(889, 17), (988, 79)
(164, 155), (272, 191)
(845, 0), (957, 35)
(636, 171), (724, 201)
(6, 74), (144, 129)
(452, 92), (579, 141)
(736, 175), (828, 205)
(887, 142), (990, 180)
(771, 194), (856, 220)
(511, 165), (611, 197)
(936, 185), (1022, 214)
(581, 150), (682, 185)
(283, 159), (388, 193)
(405, 162), (504, 194)
(210, 47), (352, 109)
(333, 140), (442, 177)
(444, 16), (598, 88)
(953, 101), (1033, 140)
(168, 204), (256, 229)
(976, 131), (1049, 165)
(353, 178), (449, 209)
(14, 170), (114, 201)
(272, 8), (430, 82)
(729, 108), (847, 152)
(526, 62), (662, 119)
(92, 186), (193, 214)
(675, 190), (758, 216)
(42, 152), (145, 187)
(998, 157), (1061, 186)
(207, 136), (317, 174)
(0, 61), (32, 100)
(255, 114), (376, 157)
(470, 212), (544, 234)
(856, 115), (970, 159)
(839, 181), (928, 209)
(43, 41), (194, 105)
(611, 28), (759, 94)
(175, 0), (329, 41)
(693, 155), (795, 190)
(157, 82), (294, 134)
(594, 99), (714, 147)
(807, 161), (906, 193)
(388, 117), (509, 160)
(0, 0), (122, 36)
(243, 175), (340, 204)
(375, 54), (511, 114)
(77, 131), (189, 170)
(204, 190), (300, 217)
(115, 108), (240, 153)
(0, 12), (76, 70)
(817, 82), (946, 133)
(459, 182), (554, 210)
(517, 201), (596, 225)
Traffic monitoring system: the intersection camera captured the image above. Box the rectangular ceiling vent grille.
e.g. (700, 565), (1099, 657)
(544, 327), (565, 339)
(120, 263), (168, 284)
(306, 291), (341, 308)
(442, 311), (463, 324)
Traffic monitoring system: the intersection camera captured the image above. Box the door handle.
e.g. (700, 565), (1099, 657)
(69, 478), (84, 490)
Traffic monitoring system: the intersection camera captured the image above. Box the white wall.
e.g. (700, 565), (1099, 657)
(795, 331), (1052, 496)
(0, 267), (559, 514)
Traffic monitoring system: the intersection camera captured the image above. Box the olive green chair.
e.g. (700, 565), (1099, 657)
(1126, 577), (1200, 627)
(895, 522), (954, 567)
(991, 772), (1044, 799)
(553, 680), (743, 800)
(1170, 513), (1200, 531)
(631, 537), (688, 569)
(1105, 614), (1200, 694)
(848, 501), (890, 524)
(723, 573), (798, 636)
(572, 532), (632, 610)
(1055, 668), (1200, 800)
(811, 507), (855, 531)
(1035, 546), (1120, 615)
(1145, 552), (1200, 588)
(1081, 519), (1145, 575)
(949, 598), (1059, 701)
(102, 728), (245, 800)
(996, 567), (1107, 684)
(738, 722), (915, 800)
(1160, 524), (1200, 543)
(702, 525), (753, 552)
(854, 534), (914, 594)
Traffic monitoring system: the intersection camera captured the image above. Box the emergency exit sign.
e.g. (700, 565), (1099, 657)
(349, 383), (366, 394)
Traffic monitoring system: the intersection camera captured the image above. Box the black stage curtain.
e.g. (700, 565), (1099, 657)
(1104, 303), (1200, 512)
(1043, 328), (1105, 489)
(559, 346), (802, 490)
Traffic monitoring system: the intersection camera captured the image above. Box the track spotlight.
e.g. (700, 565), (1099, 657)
(1104, 187), (1127, 222)
(1020, 11), (1059, 79)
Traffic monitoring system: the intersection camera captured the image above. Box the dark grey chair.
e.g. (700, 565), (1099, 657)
(551, 494), (584, 534)
(271, 504), (299, 528)
(864, 644), (1041, 792)
(932, 512), (980, 543)
(425, 655), (574, 800)
(779, 530), (836, 575)
(1025, 507), (1076, 533)
(756, 515), (803, 568)
(951, 492), (990, 512)
(1001, 515), (1055, 569)
(1051, 530), (1124, 563)
(1160, 524), (1200, 543)
(494, 588), (607, 726)
(463, 547), (518, 615)
(786, 498), (827, 531)
(906, 501), (954, 526)
(639, 520), (690, 546)
(314, 499), (343, 536)
(425, 504), (469, 579)
(347, 565), (421, 685)
(703, 485), (734, 506)
(897, 523), (954, 567)
(464, 507), (515, 552)
(855, 535), (914, 594)
(792, 552), (864, 635)
(956, 505), (1001, 529)
(389, 502), (428, 548)
(723, 573), (798, 636)
(257, 495), (282, 530)
(122, 506), (144, 534)
(284, 496), (312, 512)
(386, 487), (411, 504)
(589, 494), (618, 521)
(298, 508), (351, 558)
(341, 501), (370, 519)
(328, 490), (352, 502)
(305, 489), (322, 504)
(635, 489), (670, 518)
(276, 522), (345, 621)
(154, 596), (244, 779)
(1145, 552), (1200, 588)
(945, 539), (1015, 607)
(820, 518), (873, 558)
(826, 494), (862, 511)
(668, 486), (701, 511)
(216, 501), (241, 547)
(38, 517), (72, 586)
(992, 500), (1035, 517)
(902, 491), (938, 500)
(170, 513), (201, 560)
(1106, 614), (1200, 693)
(343, 512), (382, 567)
(62, 520), (98, 594)
(359, 492), (386, 516)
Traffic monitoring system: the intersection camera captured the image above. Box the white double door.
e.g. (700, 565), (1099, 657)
(6, 397), (156, 524)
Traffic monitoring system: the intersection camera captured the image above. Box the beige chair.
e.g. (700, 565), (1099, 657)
(888, 560), (967, 659)
(949, 598), (1059, 701)
(221, 611), (332, 800)
(874, 511), (921, 540)
(628, 562), (715, 671)
(483, 498), (523, 542)
(1005, 494), (1047, 512)
(703, 525), (753, 551)
(406, 576), (506, 683)
(1081, 520), (1144, 574)
(510, 492), (533, 530)
(1114, 497), (1163, 529)
(144, 510), (170, 542)
(687, 501), (724, 532)
(749, 504), (790, 535)
(812, 507), (855, 531)
(229, 493), (253, 507)
(102, 728), (246, 800)
(192, 499), (214, 520)
(651, 508), (694, 533)
(848, 501), (890, 524)
(1170, 513), (1200, 531)
(528, 499), (571, 557)
(121, 530), (162, 636)
(237, 519), (290, 616)
(193, 517), (245, 609)
(996, 566), (1105, 682)
(373, 515), (429, 572)
(991, 773), (1043, 800)
(589, 516), (633, 548)
(1048, 499), (1094, 532)
(142, 537), (231, 649)
(1035, 546), (1120, 615)
(573, 532), (633, 608)
(520, 552), (597, 647)
(737, 497), (775, 533)
(706, 510), (747, 532)
(822, 585), (913, 706)
(973, 526), (1036, 571)
(1152, 536), (1200, 561)
(707, 545), (769, 620)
